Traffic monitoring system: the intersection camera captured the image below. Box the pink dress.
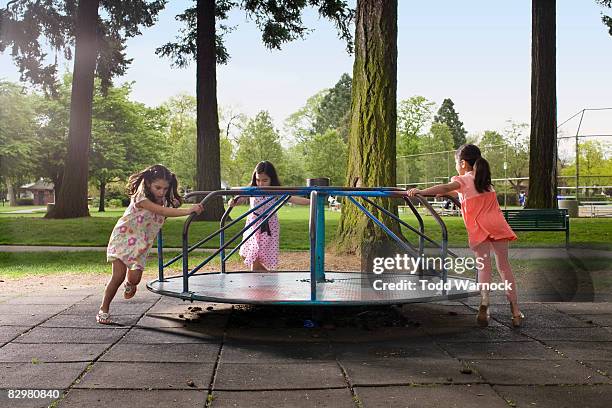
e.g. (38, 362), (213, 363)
(238, 196), (280, 269)
(451, 171), (517, 249)
(106, 186), (166, 270)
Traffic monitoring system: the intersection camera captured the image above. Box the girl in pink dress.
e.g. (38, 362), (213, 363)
(229, 161), (309, 271)
(406, 144), (524, 328)
(98, 165), (204, 324)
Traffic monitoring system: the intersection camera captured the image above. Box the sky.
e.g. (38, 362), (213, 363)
(1, 1), (612, 141)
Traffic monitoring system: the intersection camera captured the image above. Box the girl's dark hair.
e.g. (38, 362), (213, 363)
(127, 164), (182, 207)
(249, 161), (281, 187)
(456, 144), (492, 193)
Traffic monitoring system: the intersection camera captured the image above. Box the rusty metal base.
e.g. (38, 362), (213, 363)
(147, 271), (479, 305)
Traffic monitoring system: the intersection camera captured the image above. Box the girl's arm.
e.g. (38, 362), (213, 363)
(289, 196), (310, 205)
(138, 199), (204, 217)
(405, 181), (461, 197)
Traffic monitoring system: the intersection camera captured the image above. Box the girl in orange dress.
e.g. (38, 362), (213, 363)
(406, 144), (524, 328)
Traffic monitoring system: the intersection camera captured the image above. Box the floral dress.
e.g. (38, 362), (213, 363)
(106, 187), (166, 270)
(238, 196), (281, 269)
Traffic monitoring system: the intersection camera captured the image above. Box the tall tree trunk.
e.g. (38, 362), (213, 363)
(336, 0), (400, 254)
(7, 181), (17, 206)
(46, 0), (99, 218)
(195, 0), (224, 220)
(527, 0), (557, 209)
(98, 181), (106, 212)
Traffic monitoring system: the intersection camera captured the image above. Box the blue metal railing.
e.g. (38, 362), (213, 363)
(156, 186), (462, 301)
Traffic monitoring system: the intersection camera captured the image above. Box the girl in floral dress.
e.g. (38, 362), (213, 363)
(229, 161), (310, 271)
(97, 164), (204, 324)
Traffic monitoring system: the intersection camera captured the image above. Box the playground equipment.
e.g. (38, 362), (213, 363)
(147, 182), (479, 305)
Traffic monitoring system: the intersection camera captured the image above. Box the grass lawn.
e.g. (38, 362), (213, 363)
(0, 205), (47, 213)
(1, 205), (611, 249)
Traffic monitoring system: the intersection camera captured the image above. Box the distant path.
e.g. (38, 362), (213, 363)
(1, 245), (611, 259)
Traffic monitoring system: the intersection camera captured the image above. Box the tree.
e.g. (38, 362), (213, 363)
(0, 81), (37, 205)
(90, 82), (166, 211)
(234, 111), (285, 185)
(163, 95), (198, 189)
(336, 0), (399, 254)
(433, 98), (467, 149)
(156, 0), (354, 219)
(597, 0), (612, 35)
(303, 129), (347, 185)
(396, 95), (436, 186)
(313, 73), (352, 141)
(527, 0), (557, 208)
(1, 0), (165, 218)
(417, 122), (454, 186)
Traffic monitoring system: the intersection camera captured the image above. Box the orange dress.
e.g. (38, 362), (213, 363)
(451, 171), (517, 249)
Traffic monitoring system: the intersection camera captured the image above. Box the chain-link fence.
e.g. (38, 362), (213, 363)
(397, 108), (612, 215)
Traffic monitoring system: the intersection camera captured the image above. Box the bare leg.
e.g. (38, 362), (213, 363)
(251, 259), (268, 272)
(473, 241), (492, 326)
(490, 239), (523, 326)
(490, 240), (518, 304)
(124, 269), (143, 299)
(100, 260), (127, 313)
(126, 269), (143, 286)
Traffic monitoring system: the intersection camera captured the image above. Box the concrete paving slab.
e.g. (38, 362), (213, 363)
(414, 314), (505, 328)
(57, 389), (207, 408)
(214, 362), (346, 390)
(341, 358), (482, 386)
(0, 343), (110, 363)
(0, 326), (31, 344)
(401, 303), (477, 315)
(74, 362), (214, 389)
(332, 341), (447, 361)
(41, 313), (141, 328)
(423, 326), (527, 342)
(0, 304), (70, 315)
(61, 302), (154, 316)
(100, 343), (220, 363)
(355, 384), (510, 408)
(438, 340), (562, 360)
(549, 341), (612, 360)
(4, 295), (85, 305)
(221, 342), (334, 364)
(145, 300), (227, 315)
(465, 359), (607, 384)
(210, 389), (355, 408)
(575, 314), (612, 327)
(0, 312), (59, 326)
(138, 313), (229, 329)
(14, 327), (128, 344)
(119, 327), (221, 344)
(225, 327), (329, 343)
(547, 302), (612, 315)
(494, 384), (612, 408)
(487, 304), (595, 328)
(324, 327), (431, 343)
(517, 327), (612, 341)
(583, 360), (612, 376)
(0, 361), (88, 388)
(0, 392), (58, 408)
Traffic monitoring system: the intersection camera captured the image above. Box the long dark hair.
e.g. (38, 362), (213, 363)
(249, 161), (281, 186)
(456, 144), (492, 193)
(127, 164), (182, 207)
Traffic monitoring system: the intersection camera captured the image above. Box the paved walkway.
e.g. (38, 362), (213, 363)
(1, 283), (612, 407)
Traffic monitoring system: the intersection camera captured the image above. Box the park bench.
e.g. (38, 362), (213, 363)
(502, 209), (570, 248)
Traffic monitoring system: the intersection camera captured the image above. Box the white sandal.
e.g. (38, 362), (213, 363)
(123, 282), (137, 299)
(96, 310), (112, 325)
